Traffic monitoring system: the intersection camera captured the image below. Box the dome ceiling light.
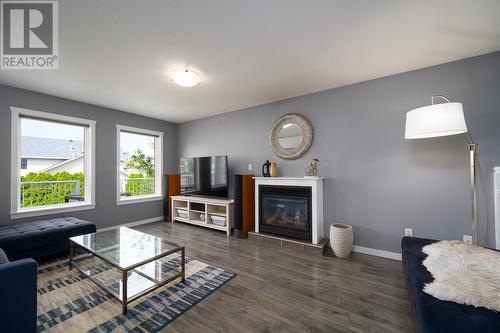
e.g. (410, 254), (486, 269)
(169, 68), (201, 87)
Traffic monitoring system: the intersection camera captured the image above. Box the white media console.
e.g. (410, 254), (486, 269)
(171, 195), (234, 235)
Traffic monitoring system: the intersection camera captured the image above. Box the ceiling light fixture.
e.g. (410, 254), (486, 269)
(169, 69), (201, 87)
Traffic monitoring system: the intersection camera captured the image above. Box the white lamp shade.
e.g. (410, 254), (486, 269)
(405, 102), (468, 139)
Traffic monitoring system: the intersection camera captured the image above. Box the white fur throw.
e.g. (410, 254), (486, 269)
(422, 240), (500, 311)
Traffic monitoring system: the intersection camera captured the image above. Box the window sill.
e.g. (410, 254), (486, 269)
(10, 203), (96, 220)
(116, 195), (163, 206)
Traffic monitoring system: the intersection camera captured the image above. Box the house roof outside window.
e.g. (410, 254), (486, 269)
(21, 136), (84, 159)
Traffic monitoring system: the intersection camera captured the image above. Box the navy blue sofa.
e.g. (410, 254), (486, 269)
(402, 236), (500, 333)
(0, 249), (37, 333)
(0, 217), (96, 333)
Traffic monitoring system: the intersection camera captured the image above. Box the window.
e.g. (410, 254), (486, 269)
(11, 107), (96, 219)
(180, 158), (194, 192)
(211, 156), (227, 187)
(116, 125), (163, 205)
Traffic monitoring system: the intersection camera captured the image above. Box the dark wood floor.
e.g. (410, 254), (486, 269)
(133, 221), (415, 333)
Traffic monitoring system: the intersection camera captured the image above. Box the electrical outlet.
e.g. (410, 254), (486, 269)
(463, 235), (472, 244)
(248, 163), (253, 171)
(405, 228), (413, 237)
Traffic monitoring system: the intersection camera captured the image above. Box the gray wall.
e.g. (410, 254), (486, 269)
(0, 84), (177, 229)
(177, 51), (500, 253)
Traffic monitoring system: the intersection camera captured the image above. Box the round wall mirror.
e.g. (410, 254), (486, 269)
(278, 123), (304, 150)
(270, 113), (313, 160)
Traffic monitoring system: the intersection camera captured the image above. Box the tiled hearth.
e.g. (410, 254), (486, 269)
(248, 231), (328, 256)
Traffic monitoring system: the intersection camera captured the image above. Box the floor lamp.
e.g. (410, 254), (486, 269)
(404, 95), (486, 245)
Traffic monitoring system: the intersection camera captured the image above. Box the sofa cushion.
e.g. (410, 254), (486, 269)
(0, 248), (8, 264)
(402, 237), (500, 333)
(0, 217), (96, 260)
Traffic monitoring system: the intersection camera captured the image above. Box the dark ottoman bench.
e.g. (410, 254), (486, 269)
(0, 217), (96, 261)
(402, 236), (500, 333)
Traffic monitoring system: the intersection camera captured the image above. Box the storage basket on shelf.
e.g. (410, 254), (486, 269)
(176, 208), (188, 219)
(210, 215), (226, 226)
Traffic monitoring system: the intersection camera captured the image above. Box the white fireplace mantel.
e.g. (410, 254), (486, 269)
(254, 177), (325, 244)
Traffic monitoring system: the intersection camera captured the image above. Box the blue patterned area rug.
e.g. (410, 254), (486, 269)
(36, 255), (235, 333)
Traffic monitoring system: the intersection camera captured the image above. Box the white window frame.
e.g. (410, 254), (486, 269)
(116, 125), (163, 205)
(10, 107), (96, 219)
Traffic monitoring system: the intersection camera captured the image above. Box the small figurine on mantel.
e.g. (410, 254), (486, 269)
(305, 158), (319, 177)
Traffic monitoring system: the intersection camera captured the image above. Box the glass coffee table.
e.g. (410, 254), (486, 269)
(69, 227), (185, 314)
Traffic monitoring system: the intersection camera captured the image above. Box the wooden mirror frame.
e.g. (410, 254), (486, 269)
(270, 113), (313, 160)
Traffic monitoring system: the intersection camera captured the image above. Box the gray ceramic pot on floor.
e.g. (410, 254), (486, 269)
(330, 224), (353, 258)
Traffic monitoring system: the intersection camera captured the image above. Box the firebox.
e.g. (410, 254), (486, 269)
(259, 185), (312, 241)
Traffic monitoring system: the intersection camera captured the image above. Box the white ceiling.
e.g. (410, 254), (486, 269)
(1, 0), (500, 123)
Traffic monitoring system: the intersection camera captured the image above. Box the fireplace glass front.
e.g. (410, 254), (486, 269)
(259, 185), (312, 241)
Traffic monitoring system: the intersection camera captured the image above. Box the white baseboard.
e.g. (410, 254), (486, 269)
(352, 245), (402, 261)
(97, 216), (164, 232)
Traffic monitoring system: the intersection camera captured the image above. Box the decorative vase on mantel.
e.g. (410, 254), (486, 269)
(270, 162), (278, 177)
(330, 224), (353, 258)
(262, 160), (271, 177)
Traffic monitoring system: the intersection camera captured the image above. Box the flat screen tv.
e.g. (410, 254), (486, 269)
(180, 155), (228, 198)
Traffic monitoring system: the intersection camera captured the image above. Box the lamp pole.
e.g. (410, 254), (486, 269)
(469, 140), (478, 245)
(431, 95), (479, 245)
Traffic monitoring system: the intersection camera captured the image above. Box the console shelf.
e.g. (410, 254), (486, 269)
(171, 195), (234, 235)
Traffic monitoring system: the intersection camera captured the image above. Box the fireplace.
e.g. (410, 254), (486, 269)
(259, 185), (312, 241)
(254, 177), (324, 244)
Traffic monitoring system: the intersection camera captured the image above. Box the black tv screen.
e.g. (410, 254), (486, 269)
(180, 156), (228, 198)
